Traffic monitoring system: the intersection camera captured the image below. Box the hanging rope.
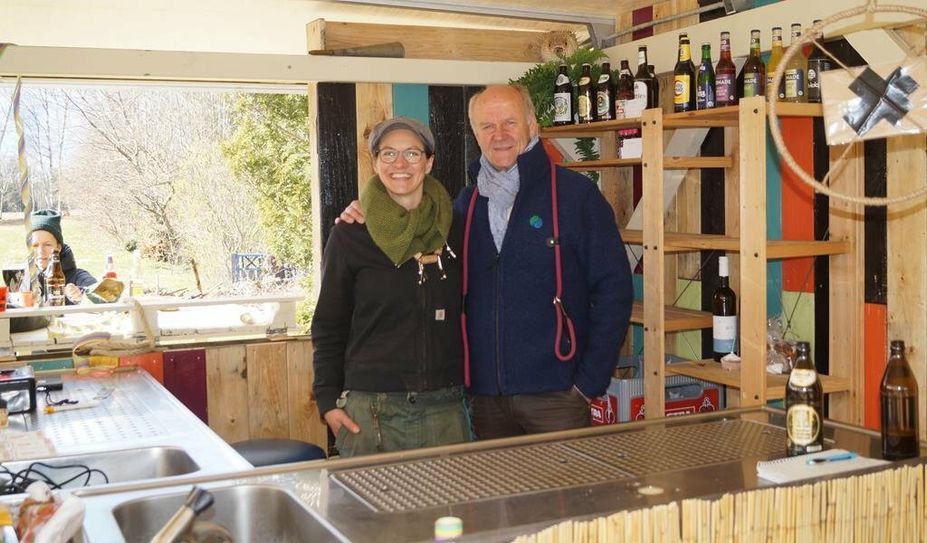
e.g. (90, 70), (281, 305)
(767, 1), (927, 207)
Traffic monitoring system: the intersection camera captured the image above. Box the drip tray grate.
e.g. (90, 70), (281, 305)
(331, 419), (786, 513)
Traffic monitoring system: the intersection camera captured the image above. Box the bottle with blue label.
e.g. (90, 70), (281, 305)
(712, 255), (737, 361)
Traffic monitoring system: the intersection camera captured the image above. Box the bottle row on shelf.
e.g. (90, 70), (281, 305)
(553, 21), (834, 126)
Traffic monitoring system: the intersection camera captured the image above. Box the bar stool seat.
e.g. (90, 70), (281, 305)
(231, 438), (326, 467)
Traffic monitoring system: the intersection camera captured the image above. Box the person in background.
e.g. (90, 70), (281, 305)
(311, 117), (469, 458)
(28, 209), (96, 305)
(338, 85), (634, 440)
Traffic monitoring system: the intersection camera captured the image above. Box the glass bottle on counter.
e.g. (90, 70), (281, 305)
(615, 60), (635, 119)
(807, 20), (832, 103)
(715, 31), (737, 106)
(742, 29), (766, 98)
(45, 250), (66, 306)
(576, 63), (596, 123)
(786, 341), (823, 456)
(880, 340), (920, 461)
(673, 33), (697, 112)
(103, 253), (117, 279)
(696, 43), (716, 110)
(596, 61), (615, 121)
(552, 64), (574, 126)
(766, 27), (785, 100)
(783, 23), (807, 102)
(712, 255), (737, 361)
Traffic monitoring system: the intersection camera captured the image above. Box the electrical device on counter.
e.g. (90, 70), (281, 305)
(0, 365), (36, 414)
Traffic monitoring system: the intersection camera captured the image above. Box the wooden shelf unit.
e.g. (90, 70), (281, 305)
(546, 97), (860, 423)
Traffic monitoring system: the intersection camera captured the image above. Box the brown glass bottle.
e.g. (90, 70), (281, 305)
(881, 340), (920, 460)
(615, 60), (634, 119)
(633, 48), (655, 110)
(742, 29), (766, 98)
(596, 61), (615, 121)
(786, 341), (823, 456)
(576, 63), (595, 123)
(552, 64), (573, 126)
(673, 33), (697, 112)
(46, 250), (66, 306)
(715, 32), (738, 106)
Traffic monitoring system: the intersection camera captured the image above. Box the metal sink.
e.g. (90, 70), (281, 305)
(111, 484), (345, 543)
(2, 446), (199, 490)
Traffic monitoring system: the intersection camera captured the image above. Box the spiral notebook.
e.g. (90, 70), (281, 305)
(756, 449), (889, 484)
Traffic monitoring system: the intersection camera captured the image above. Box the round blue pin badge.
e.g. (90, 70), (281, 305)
(529, 215), (543, 229)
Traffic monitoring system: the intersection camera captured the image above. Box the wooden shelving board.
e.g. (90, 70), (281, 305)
(539, 103), (823, 138)
(630, 301), (712, 332)
(559, 158), (641, 170)
(665, 360), (852, 400)
(620, 230), (850, 258)
(664, 156), (733, 169)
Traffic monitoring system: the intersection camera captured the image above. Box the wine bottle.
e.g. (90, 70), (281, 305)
(881, 340), (920, 460)
(712, 255), (737, 361)
(786, 341), (824, 456)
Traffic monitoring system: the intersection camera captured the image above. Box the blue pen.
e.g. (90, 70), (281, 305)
(806, 452), (858, 465)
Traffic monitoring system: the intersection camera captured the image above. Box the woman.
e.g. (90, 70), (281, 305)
(29, 209), (96, 305)
(311, 117), (468, 457)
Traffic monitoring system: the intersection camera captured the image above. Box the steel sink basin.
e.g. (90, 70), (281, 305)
(2, 446), (199, 490)
(111, 484), (345, 543)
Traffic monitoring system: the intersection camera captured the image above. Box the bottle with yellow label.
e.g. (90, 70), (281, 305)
(786, 341), (824, 456)
(673, 33), (696, 112)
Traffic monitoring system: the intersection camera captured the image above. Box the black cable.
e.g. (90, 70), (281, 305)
(0, 461), (109, 494)
(44, 390), (78, 407)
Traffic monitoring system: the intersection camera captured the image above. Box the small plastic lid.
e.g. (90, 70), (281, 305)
(434, 516), (462, 541)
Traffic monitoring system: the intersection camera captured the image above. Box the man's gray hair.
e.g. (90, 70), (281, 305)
(467, 84), (537, 130)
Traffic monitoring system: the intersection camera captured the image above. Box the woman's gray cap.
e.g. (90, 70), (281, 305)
(368, 116), (435, 156)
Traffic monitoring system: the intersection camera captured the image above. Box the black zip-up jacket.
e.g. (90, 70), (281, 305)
(311, 219), (464, 416)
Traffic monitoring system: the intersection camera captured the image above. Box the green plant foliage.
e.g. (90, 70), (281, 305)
(511, 47), (607, 184)
(221, 93), (314, 327)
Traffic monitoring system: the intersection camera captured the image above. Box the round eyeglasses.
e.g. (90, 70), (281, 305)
(376, 148), (427, 164)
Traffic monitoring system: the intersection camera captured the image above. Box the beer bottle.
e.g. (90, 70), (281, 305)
(46, 250), (66, 306)
(552, 64), (574, 126)
(783, 23), (808, 102)
(696, 43), (716, 110)
(806, 20), (832, 103)
(742, 29), (766, 98)
(633, 47), (655, 110)
(576, 63), (595, 123)
(766, 27), (785, 100)
(712, 255), (737, 361)
(596, 61), (615, 121)
(786, 341), (824, 456)
(715, 32), (738, 106)
(615, 59), (635, 119)
(880, 340), (920, 460)
(673, 33), (697, 112)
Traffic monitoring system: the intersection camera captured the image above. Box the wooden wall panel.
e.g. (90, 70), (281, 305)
(317, 82), (358, 249)
(246, 343), (289, 438)
(205, 345), (250, 443)
(886, 134), (927, 440)
(429, 85), (469, 199)
(286, 340), (327, 450)
(163, 349), (208, 424)
(354, 83), (393, 193)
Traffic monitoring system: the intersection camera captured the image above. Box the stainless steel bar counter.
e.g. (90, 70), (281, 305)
(75, 408), (910, 542)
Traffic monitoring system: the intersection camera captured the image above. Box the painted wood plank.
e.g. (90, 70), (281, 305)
(286, 340), (328, 450)
(864, 139), (888, 304)
(642, 107), (666, 419)
(119, 352), (164, 384)
(163, 349), (208, 424)
(306, 20), (548, 62)
(813, 117), (831, 375)
(354, 83), (393, 193)
(246, 343), (289, 438)
(428, 85), (468, 199)
(864, 303), (888, 431)
(886, 134), (927, 440)
(765, 121), (784, 319)
(631, 6), (655, 41)
(738, 97), (767, 407)
(205, 345), (250, 444)
(700, 126), (725, 360)
(393, 84), (429, 125)
(464, 86), (484, 174)
(828, 142), (865, 425)
(780, 117), (815, 293)
(316, 82), (358, 249)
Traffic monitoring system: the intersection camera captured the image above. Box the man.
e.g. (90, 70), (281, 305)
(340, 85), (633, 439)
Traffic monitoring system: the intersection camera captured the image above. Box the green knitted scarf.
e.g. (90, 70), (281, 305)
(360, 174), (452, 267)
